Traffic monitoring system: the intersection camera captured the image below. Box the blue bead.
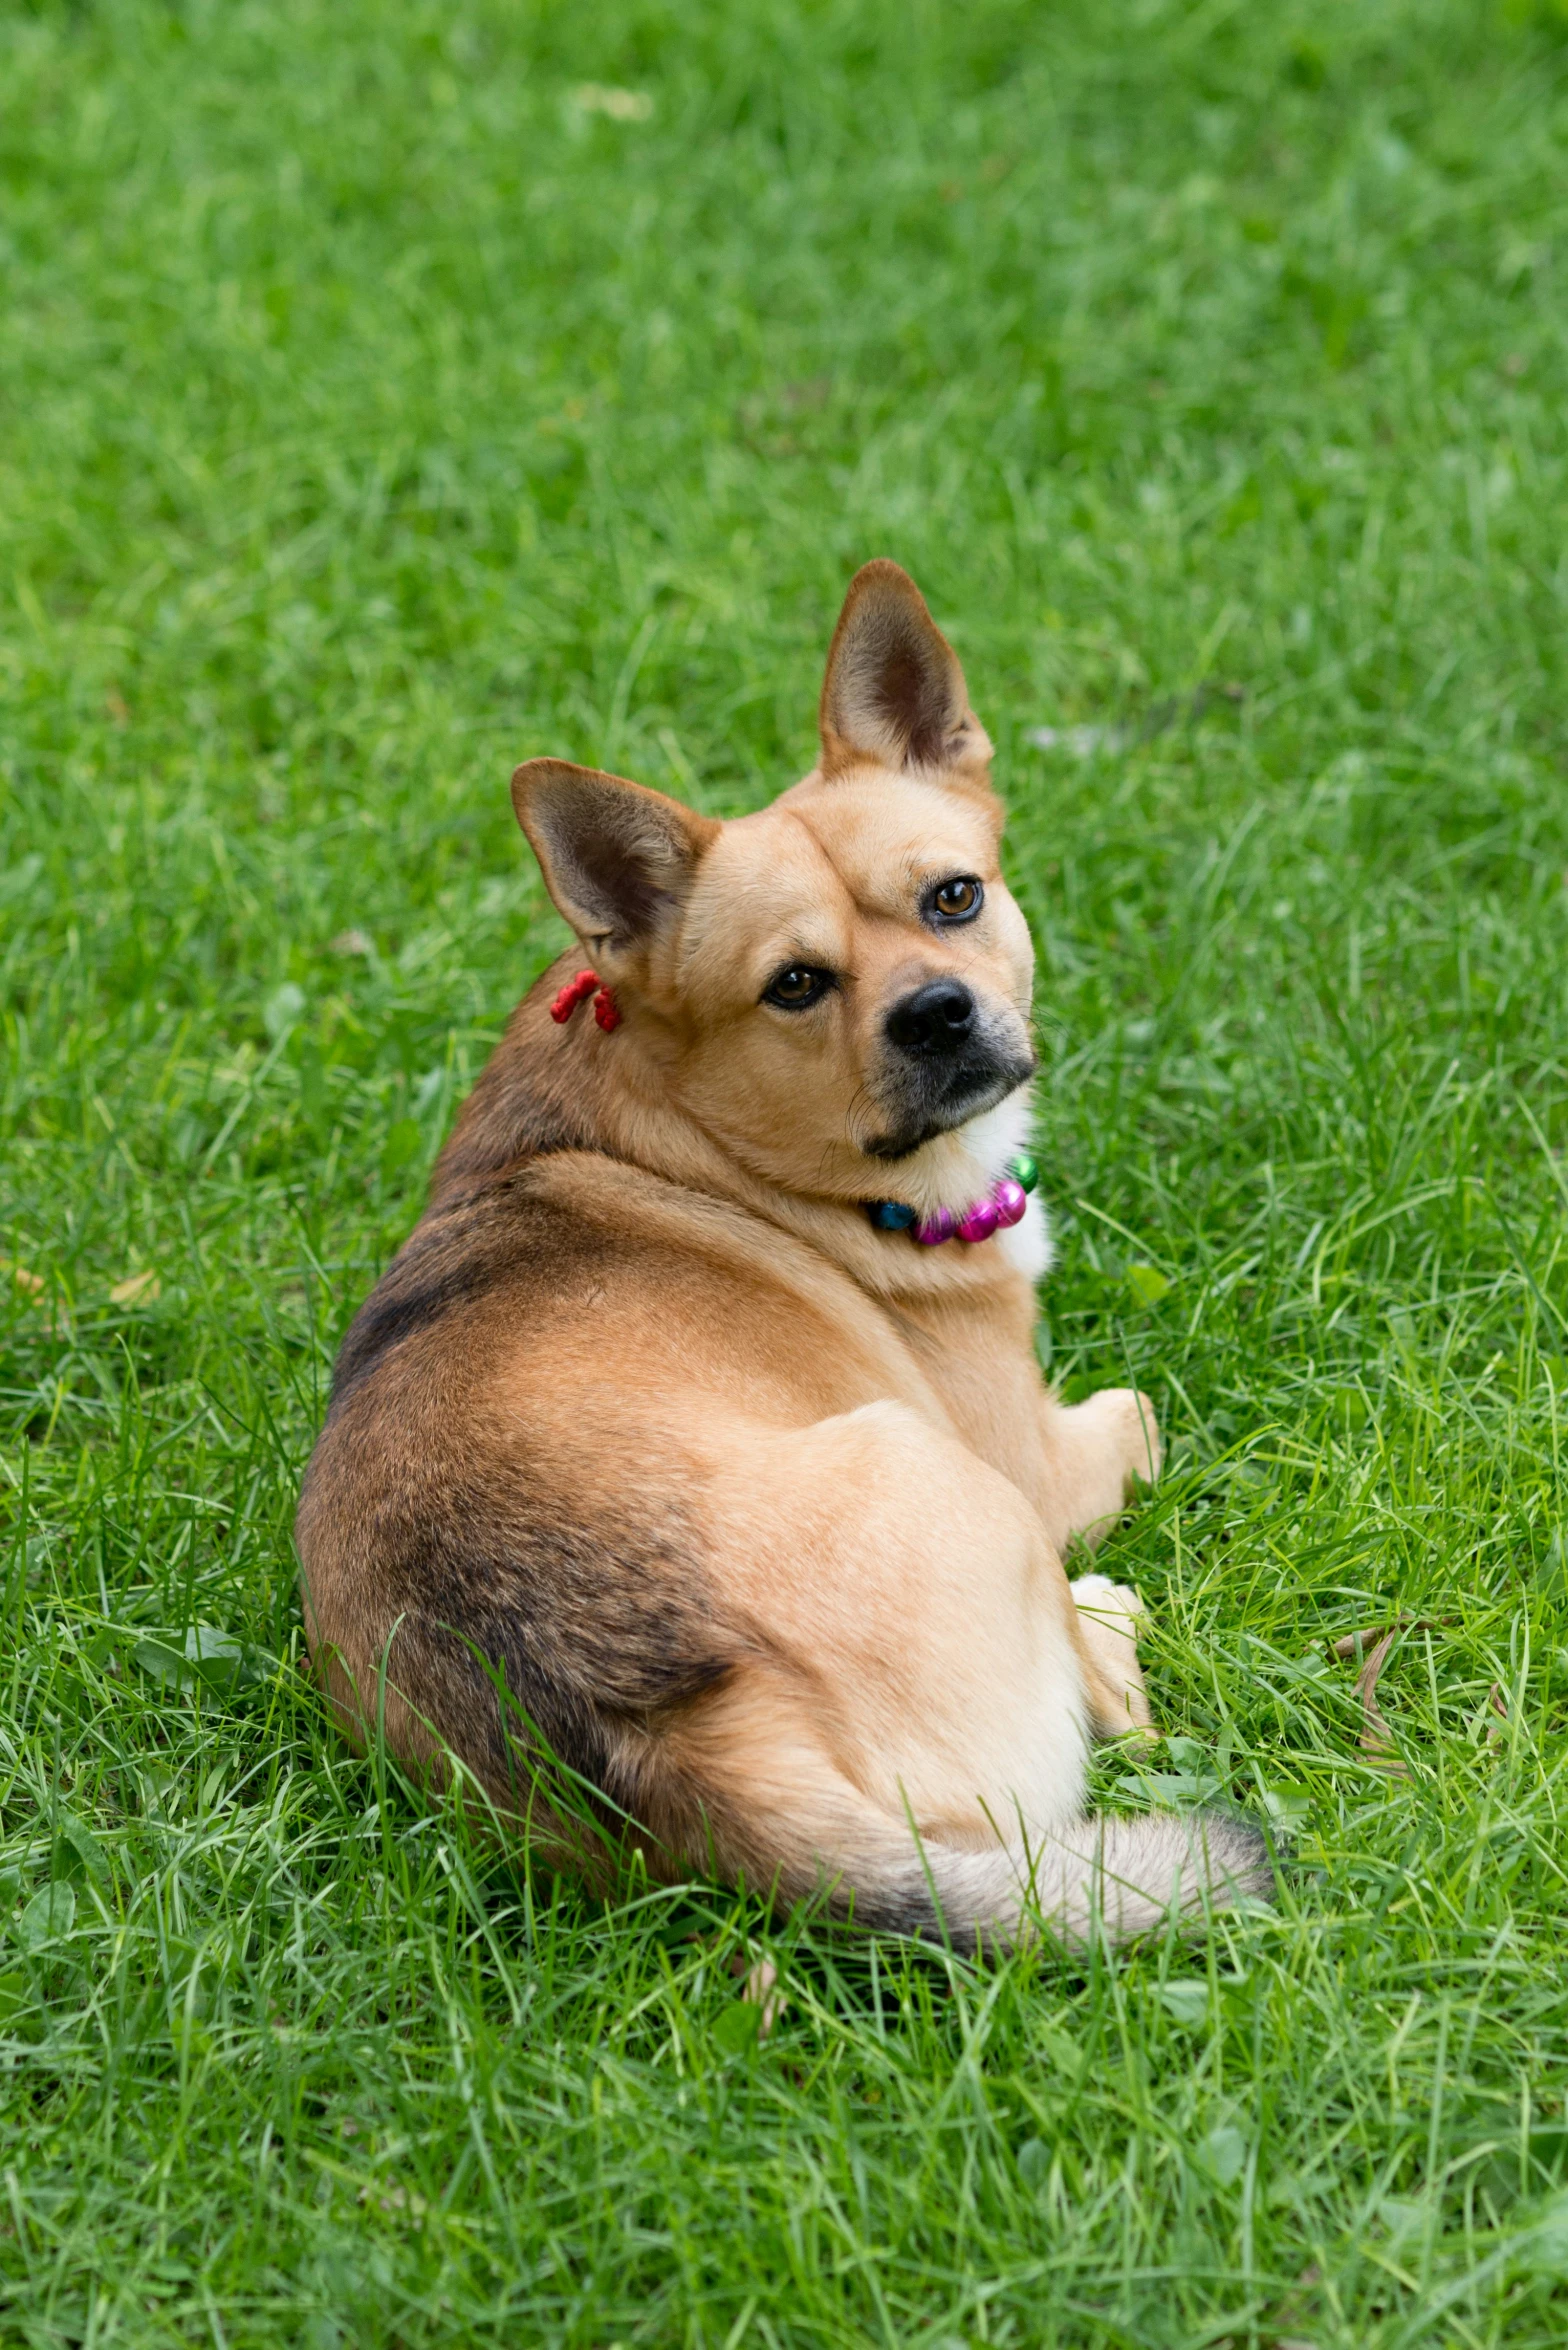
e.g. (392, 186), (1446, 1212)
(867, 1199), (916, 1231)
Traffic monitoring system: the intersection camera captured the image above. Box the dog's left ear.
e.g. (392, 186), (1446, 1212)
(511, 759), (718, 955)
(819, 559), (992, 782)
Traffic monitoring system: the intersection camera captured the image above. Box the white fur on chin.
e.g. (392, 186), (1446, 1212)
(896, 1081), (1054, 1283)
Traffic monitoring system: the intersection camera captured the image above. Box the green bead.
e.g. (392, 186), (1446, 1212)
(1008, 1152), (1039, 1194)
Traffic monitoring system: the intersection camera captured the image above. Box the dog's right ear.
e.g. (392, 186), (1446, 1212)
(819, 559), (991, 783)
(511, 759), (718, 953)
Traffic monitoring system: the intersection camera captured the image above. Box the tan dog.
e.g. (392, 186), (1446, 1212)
(297, 561), (1270, 1949)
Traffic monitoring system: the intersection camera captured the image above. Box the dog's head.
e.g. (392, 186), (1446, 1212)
(512, 561), (1035, 1212)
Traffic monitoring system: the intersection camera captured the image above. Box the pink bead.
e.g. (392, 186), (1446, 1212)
(914, 1207), (956, 1246)
(957, 1198), (1000, 1244)
(993, 1177), (1028, 1228)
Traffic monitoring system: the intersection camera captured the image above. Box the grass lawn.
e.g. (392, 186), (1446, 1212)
(5, 0), (1568, 2339)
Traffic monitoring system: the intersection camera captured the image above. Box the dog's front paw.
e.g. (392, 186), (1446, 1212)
(1069, 1573), (1148, 1647)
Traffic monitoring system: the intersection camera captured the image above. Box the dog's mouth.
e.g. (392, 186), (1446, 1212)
(862, 1049), (1036, 1162)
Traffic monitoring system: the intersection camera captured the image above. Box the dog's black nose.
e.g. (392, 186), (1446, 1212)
(885, 978), (976, 1056)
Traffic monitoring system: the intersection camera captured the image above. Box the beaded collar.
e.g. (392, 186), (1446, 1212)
(866, 1153), (1039, 1247)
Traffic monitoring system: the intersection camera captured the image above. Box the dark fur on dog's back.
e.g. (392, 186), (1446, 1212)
(300, 1156), (735, 1855)
(425, 982), (620, 1209)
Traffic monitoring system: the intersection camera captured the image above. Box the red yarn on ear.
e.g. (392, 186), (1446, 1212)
(549, 966), (621, 1032)
(550, 968), (601, 1023)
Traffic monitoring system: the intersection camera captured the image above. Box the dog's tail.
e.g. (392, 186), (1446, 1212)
(683, 1709), (1274, 1952)
(826, 1806), (1275, 1952)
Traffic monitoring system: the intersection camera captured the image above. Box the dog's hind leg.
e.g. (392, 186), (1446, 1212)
(1013, 1389), (1160, 1735)
(1069, 1573), (1155, 1736)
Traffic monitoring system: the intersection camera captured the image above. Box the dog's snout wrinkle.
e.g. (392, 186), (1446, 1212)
(885, 978), (976, 1058)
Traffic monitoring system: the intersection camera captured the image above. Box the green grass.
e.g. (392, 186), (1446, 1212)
(4, 0), (1568, 2339)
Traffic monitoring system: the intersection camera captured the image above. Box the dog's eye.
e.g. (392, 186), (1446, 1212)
(763, 964), (834, 1010)
(928, 876), (983, 922)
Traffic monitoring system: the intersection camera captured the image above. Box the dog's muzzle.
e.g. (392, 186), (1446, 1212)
(863, 981), (1035, 1160)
